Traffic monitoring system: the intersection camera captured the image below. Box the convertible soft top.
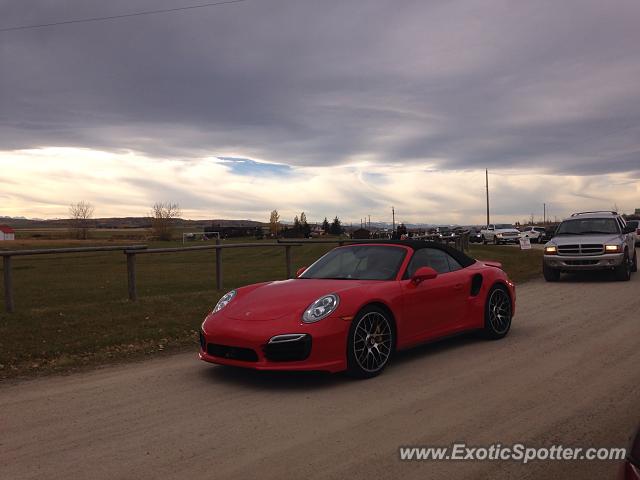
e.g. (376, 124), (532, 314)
(345, 240), (477, 268)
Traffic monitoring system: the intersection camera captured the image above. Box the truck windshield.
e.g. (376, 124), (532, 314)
(556, 218), (620, 235)
(495, 224), (514, 229)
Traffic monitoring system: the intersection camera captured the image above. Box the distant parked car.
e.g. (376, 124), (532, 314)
(520, 226), (547, 243)
(437, 226), (455, 238)
(469, 227), (484, 243)
(626, 220), (639, 246)
(619, 424), (640, 479)
(480, 224), (521, 245)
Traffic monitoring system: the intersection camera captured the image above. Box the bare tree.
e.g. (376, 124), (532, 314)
(151, 202), (182, 241)
(269, 209), (280, 237)
(69, 201), (95, 240)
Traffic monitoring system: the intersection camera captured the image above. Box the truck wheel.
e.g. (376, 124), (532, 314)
(614, 251), (631, 281)
(482, 236), (487, 245)
(543, 263), (560, 282)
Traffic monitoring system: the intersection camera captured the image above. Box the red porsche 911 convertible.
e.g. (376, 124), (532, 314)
(199, 241), (515, 378)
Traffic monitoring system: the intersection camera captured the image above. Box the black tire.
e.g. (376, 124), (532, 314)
(482, 235), (487, 245)
(543, 263), (561, 282)
(482, 284), (513, 339)
(632, 250), (637, 273)
(614, 251), (631, 281)
(346, 305), (395, 379)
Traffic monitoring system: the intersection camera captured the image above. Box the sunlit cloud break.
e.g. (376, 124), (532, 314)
(1, 148), (637, 224)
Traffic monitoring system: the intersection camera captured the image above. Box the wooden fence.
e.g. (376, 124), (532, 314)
(0, 241), (299, 313)
(1, 235), (469, 313)
(1, 245), (147, 314)
(276, 233), (470, 252)
(122, 240), (301, 302)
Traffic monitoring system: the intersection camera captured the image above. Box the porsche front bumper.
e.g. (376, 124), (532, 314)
(199, 315), (349, 372)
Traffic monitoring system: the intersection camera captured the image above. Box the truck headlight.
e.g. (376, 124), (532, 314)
(544, 245), (557, 255)
(604, 244), (622, 253)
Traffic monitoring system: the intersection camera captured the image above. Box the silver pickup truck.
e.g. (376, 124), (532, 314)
(480, 224), (521, 245)
(542, 211), (637, 281)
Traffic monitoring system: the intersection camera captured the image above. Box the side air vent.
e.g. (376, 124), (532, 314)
(470, 274), (483, 297)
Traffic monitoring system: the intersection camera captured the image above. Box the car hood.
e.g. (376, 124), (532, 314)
(550, 234), (622, 245)
(223, 278), (378, 321)
(495, 229), (520, 234)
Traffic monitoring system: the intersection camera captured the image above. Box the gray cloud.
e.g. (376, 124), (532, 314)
(1, 0), (640, 178)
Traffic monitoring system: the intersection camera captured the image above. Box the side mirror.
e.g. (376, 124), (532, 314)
(296, 266), (307, 277)
(411, 266), (438, 284)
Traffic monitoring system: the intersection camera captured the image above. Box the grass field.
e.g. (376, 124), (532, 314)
(0, 239), (542, 380)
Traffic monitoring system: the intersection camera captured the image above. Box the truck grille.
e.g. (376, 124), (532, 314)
(564, 259), (599, 266)
(557, 244), (604, 256)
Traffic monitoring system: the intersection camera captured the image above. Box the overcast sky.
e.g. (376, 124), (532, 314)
(1, 0), (639, 224)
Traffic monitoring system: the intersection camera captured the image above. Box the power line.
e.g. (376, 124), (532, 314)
(0, 0), (250, 33)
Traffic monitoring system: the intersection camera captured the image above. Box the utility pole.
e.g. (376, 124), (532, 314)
(368, 215), (371, 230)
(485, 169), (490, 226)
(543, 203), (546, 224)
(392, 206), (396, 231)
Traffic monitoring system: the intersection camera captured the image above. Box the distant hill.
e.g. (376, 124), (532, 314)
(0, 217), (268, 230)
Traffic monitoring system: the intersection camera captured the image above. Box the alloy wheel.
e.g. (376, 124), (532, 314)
(353, 311), (392, 373)
(488, 288), (512, 334)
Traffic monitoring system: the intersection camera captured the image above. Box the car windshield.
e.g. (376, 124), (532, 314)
(299, 245), (407, 280)
(556, 218), (620, 235)
(495, 224), (515, 229)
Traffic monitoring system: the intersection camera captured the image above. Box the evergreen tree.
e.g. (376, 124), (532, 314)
(322, 217), (330, 233)
(300, 211), (311, 237)
(329, 216), (342, 235)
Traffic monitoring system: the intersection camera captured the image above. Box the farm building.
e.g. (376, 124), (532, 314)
(351, 228), (371, 239)
(0, 225), (15, 241)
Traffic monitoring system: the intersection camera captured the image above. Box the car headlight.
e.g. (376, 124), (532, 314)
(302, 294), (339, 323)
(544, 245), (557, 255)
(604, 244), (622, 253)
(496, 233), (503, 237)
(213, 290), (236, 313)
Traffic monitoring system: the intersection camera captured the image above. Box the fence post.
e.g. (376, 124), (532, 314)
(3, 255), (14, 313)
(285, 245), (292, 278)
(215, 239), (223, 290)
(126, 252), (137, 301)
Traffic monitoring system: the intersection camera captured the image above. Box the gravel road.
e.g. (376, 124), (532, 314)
(2, 267), (639, 479)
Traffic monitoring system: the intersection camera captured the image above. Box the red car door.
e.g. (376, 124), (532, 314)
(398, 249), (470, 347)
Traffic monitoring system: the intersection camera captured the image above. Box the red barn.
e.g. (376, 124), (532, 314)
(0, 225), (15, 241)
